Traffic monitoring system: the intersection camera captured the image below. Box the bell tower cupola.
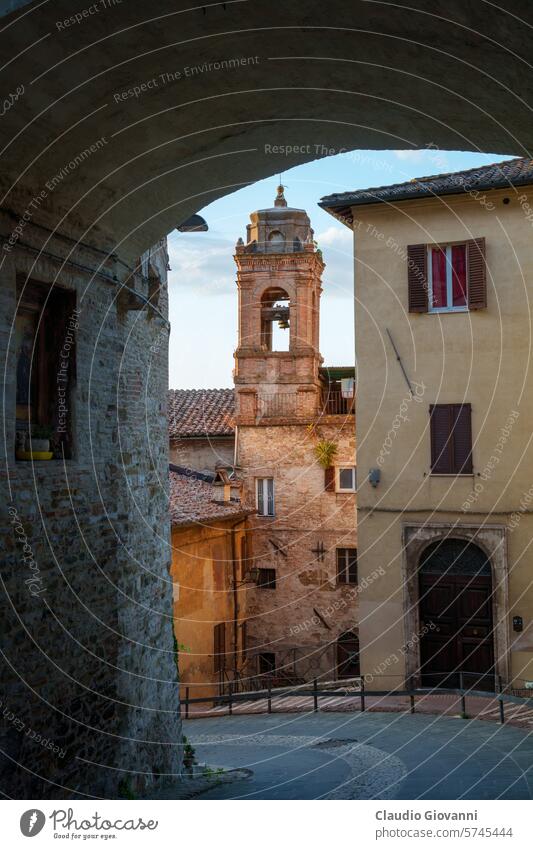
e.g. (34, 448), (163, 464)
(233, 187), (325, 423)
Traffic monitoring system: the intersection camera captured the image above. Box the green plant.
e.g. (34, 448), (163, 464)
(32, 424), (52, 440)
(314, 438), (338, 469)
(183, 735), (196, 769)
(118, 778), (136, 799)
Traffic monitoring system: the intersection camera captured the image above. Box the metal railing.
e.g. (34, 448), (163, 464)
(182, 672), (533, 724)
(320, 390), (355, 416)
(258, 393), (301, 419)
(256, 390), (355, 420)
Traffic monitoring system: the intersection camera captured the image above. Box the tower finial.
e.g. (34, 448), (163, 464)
(274, 180), (287, 207)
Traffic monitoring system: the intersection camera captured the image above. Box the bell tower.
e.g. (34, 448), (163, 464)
(233, 186), (325, 423)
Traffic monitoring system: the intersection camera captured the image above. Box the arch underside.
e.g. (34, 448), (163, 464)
(1, 1), (531, 261)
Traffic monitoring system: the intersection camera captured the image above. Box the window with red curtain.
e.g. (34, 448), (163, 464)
(429, 244), (467, 310)
(451, 244), (467, 306)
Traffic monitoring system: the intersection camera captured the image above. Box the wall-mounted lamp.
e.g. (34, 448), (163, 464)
(513, 615), (523, 632)
(369, 468), (381, 488)
(232, 567), (260, 588)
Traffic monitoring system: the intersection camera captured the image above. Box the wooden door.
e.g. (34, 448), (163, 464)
(419, 572), (494, 690)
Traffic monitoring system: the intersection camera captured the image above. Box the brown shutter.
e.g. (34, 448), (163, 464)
(407, 244), (428, 312)
(430, 404), (473, 474)
(324, 466), (335, 492)
(452, 404), (473, 474)
(467, 238), (487, 309)
(430, 404), (453, 473)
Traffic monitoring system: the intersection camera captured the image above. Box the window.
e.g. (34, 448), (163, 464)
(257, 568), (276, 589)
(430, 404), (473, 474)
(407, 238), (487, 313)
(258, 652), (276, 674)
(14, 278), (76, 459)
(213, 622), (226, 673)
(336, 466), (356, 492)
(336, 631), (360, 678)
(256, 477), (275, 516)
(428, 244), (467, 311)
(337, 548), (358, 584)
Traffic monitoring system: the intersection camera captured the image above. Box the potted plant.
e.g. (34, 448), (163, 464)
(313, 438), (338, 469)
(30, 424), (52, 453)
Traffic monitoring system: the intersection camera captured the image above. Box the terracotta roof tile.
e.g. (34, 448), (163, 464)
(169, 469), (251, 527)
(168, 388), (235, 439)
(320, 157), (533, 224)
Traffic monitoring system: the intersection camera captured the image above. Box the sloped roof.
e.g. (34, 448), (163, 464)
(320, 157), (533, 225)
(169, 468), (251, 527)
(168, 388), (235, 439)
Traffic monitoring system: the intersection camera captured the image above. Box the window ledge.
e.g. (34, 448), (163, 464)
(428, 473), (475, 478)
(428, 308), (469, 314)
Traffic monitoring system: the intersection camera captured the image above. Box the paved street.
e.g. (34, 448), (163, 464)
(181, 711), (533, 800)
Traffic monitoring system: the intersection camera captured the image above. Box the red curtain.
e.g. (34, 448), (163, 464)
(431, 247), (447, 308)
(452, 244), (467, 306)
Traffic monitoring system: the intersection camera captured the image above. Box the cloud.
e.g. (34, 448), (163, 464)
(315, 225), (352, 247)
(167, 231), (235, 296)
(394, 148), (450, 172)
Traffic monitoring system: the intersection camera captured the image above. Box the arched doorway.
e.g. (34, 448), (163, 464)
(336, 630), (360, 679)
(418, 538), (495, 691)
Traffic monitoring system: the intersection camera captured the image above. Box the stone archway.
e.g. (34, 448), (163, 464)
(402, 524), (510, 689)
(1, 1), (533, 262)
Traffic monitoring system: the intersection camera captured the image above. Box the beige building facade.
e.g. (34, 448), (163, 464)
(322, 158), (533, 692)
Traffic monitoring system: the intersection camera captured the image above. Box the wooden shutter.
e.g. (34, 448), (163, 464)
(407, 244), (428, 312)
(336, 549), (347, 583)
(466, 238), (486, 309)
(325, 466), (335, 492)
(430, 404), (454, 473)
(256, 479), (264, 515)
(213, 623), (225, 673)
(430, 404), (473, 474)
(266, 478), (274, 516)
(452, 404), (473, 474)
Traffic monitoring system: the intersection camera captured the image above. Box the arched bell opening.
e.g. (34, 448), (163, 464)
(260, 287), (290, 352)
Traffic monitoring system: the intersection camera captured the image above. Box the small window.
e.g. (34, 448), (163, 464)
(337, 548), (357, 584)
(258, 652), (275, 674)
(336, 466), (356, 493)
(256, 478), (275, 516)
(257, 568), (276, 589)
(428, 244), (467, 311)
(430, 403), (473, 475)
(14, 278), (76, 459)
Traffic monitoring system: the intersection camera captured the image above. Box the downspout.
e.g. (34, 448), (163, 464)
(230, 519), (241, 680)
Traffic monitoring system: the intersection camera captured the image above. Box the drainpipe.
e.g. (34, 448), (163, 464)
(230, 519), (241, 681)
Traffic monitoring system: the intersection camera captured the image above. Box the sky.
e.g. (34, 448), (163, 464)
(167, 148), (512, 389)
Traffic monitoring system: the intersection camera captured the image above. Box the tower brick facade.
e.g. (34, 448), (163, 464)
(234, 187), (358, 685)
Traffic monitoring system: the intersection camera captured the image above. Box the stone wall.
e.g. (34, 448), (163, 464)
(169, 436), (235, 474)
(0, 215), (181, 798)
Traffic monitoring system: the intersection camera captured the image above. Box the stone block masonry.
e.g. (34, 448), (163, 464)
(0, 214), (181, 798)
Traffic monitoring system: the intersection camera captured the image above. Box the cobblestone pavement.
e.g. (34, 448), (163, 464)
(178, 711), (533, 800)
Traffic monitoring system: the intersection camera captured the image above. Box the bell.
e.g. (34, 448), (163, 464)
(278, 319), (289, 329)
